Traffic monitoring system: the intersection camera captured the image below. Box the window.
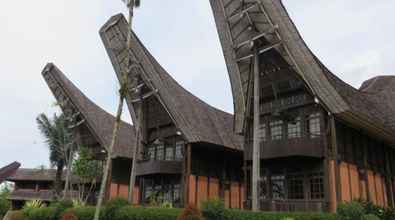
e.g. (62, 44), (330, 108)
(309, 173), (324, 199)
(173, 184), (180, 203)
(288, 117), (301, 139)
(271, 175), (286, 200)
(156, 145), (164, 160)
(165, 147), (174, 161)
(175, 141), (184, 160)
(259, 124), (266, 142)
(288, 175), (304, 199)
(270, 120), (283, 140)
(307, 113), (321, 138)
(148, 147), (155, 160)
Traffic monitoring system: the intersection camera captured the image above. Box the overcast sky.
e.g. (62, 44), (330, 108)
(0, 0), (394, 169)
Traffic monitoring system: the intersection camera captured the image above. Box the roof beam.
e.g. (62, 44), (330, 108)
(236, 42), (281, 62)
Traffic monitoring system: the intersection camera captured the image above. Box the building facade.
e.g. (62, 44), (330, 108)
(210, 0), (395, 212)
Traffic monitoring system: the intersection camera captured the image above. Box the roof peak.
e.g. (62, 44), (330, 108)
(360, 75), (395, 93)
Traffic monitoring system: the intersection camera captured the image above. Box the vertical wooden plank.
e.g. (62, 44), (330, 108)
(349, 164), (360, 200)
(375, 174), (384, 206)
(328, 160), (338, 212)
(224, 190), (230, 209)
(132, 186), (140, 205)
(109, 183), (119, 199)
(231, 182), (240, 209)
(197, 176), (208, 208)
(188, 175), (196, 206)
(340, 162), (351, 202)
(330, 117), (342, 205)
(367, 170), (377, 204)
(184, 144), (192, 207)
(209, 178), (220, 199)
(119, 184), (129, 199)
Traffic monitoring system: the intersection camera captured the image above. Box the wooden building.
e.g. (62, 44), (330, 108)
(100, 14), (244, 208)
(42, 64), (136, 202)
(209, 0), (395, 212)
(6, 168), (80, 209)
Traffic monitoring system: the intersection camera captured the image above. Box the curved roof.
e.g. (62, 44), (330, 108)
(0, 162), (20, 184)
(42, 64), (135, 158)
(100, 14), (243, 151)
(209, 0), (395, 144)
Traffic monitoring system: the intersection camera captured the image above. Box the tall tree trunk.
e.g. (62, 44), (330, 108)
(94, 95), (124, 220)
(252, 48), (261, 211)
(54, 162), (64, 200)
(128, 103), (142, 203)
(63, 149), (74, 200)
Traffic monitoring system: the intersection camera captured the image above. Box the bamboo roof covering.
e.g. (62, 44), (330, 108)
(100, 14), (243, 151)
(0, 162), (20, 184)
(6, 168), (78, 182)
(42, 64), (135, 158)
(209, 0), (395, 144)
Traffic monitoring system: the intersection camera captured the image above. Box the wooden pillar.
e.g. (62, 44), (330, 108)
(385, 147), (394, 207)
(323, 114), (333, 212)
(364, 137), (371, 202)
(251, 48), (261, 211)
(330, 117), (341, 207)
(184, 144), (192, 207)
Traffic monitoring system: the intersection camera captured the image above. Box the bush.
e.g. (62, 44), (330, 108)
(5, 211), (25, 220)
(362, 214), (381, 220)
(224, 209), (336, 220)
(23, 207), (55, 220)
(337, 202), (365, 220)
(50, 200), (73, 220)
(114, 206), (181, 220)
(102, 197), (130, 220)
(382, 207), (395, 220)
(0, 195), (11, 217)
(63, 206), (96, 220)
(60, 210), (78, 220)
(177, 205), (204, 220)
(201, 199), (225, 220)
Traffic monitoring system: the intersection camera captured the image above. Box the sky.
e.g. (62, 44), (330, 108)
(0, 0), (394, 169)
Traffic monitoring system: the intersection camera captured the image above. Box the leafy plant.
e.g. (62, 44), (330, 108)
(102, 198), (130, 220)
(49, 200), (73, 220)
(337, 201), (364, 220)
(201, 199), (225, 220)
(24, 200), (45, 209)
(0, 185), (11, 217)
(161, 201), (174, 209)
(362, 214), (381, 220)
(176, 205), (205, 220)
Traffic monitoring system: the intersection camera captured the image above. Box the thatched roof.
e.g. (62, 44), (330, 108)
(0, 162), (20, 184)
(209, 0), (395, 144)
(6, 168), (75, 182)
(42, 64), (135, 158)
(100, 14), (243, 151)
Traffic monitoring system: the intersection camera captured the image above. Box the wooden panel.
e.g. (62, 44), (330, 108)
(328, 160), (337, 212)
(349, 164), (360, 200)
(197, 176), (208, 208)
(188, 175), (196, 206)
(119, 184), (129, 199)
(224, 190), (230, 208)
(383, 179), (388, 207)
(367, 170), (377, 204)
(340, 163), (351, 202)
(375, 174), (384, 206)
(360, 180), (367, 201)
(240, 184), (245, 209)
(230, 182), (240, 209)
(209, 178), (220, 199)
(110, 183), (119, 199)
(132, 186), (140, 205)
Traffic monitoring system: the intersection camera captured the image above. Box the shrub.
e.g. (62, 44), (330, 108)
(60, 210), (78, 220)
(382, 207), (395, 220)
(337, 202), (365, 220)
(177, 205), (205, 220)
(102, 197), (130, 220)
(23, 207), (55, 220)
(5, 211), (25, 220)
(362, 214), (381, 220)
(50, 200), (73, 220)
(224, 209), (336, 220)
(114, 206), (181, 220)
(64, 206), (96, 220)
(201, 199), (225, 220)
(0, 195), (11, 217)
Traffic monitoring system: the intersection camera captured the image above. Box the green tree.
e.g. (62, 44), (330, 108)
(0, 184), (11, 217)
(36, 113), (77, 200)
(72, 146), (102, 204)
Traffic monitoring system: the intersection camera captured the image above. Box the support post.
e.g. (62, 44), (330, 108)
(251, 48), (261, 211)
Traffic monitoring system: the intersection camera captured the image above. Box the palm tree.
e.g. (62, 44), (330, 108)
(93, 2), (141, 220)
(36, 113), (76, 200)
